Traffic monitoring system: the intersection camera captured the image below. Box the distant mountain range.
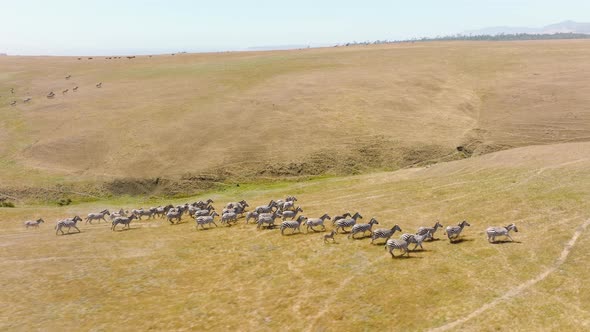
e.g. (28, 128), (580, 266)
(464, 20), (590, 36)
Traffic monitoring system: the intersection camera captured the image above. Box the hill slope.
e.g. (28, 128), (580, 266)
(1, 142), (589, 330)
(2, 40), (590, 196)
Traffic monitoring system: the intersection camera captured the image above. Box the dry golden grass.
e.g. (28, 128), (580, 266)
(1, 142), (590, 331)
(2, 40), (590, 191)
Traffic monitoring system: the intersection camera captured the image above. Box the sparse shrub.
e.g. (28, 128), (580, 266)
(0, 201), (15, 208)
(57, 198), (72, 206)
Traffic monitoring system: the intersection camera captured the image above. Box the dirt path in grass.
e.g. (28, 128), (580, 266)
(429, 218), (590, 332)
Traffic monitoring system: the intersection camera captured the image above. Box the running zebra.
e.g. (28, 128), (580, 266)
(400, 233), (427, 250)
(245, 211), (259, 224)
(416, 221), (444, 241)
(445, 220), (471, 242)
(85, 209), (110, 224)
(55, 216), (83, 235)
(24, 218), (45, 229)
(166, 208), (183, 224)
(195, 211), (220, 229)
(385, 239), (409, 258)
(323, 230), (337, 243)
(111, 215), (138, 231)
(221, 212), (238, 226)
(256, 211), (280, 229)
(280, 216), (307, 235)
(348, 217), (379, 239)
(371, 224), (402, 244)
(305, 213), (331, 232)
(134, 208), (156, 220)
(486, 223), (518, 243)
(332, 212), (351, 225)
(334, 212), (362, 233)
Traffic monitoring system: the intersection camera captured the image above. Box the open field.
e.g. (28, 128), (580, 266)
(2, 40), (590, 198)
(1, 142), (590, 331)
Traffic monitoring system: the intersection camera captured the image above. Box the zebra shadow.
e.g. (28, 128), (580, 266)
(113, 227), (139, 232)
(169, 221), (189, 226)
(390, 255), (423, 259)
(448, 238), (474, 244)
(195, 227), (217, 231)
(409, 248), (432, 253)
(57, 231), (82, 236)
(490, 240), (522, 244)
(282, 232), (305, 236)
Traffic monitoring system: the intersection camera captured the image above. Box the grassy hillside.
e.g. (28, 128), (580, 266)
(2, 40), (590, 198)
(1, 142), (589, 330)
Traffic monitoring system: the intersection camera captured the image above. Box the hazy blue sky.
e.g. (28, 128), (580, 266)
(1, 0), (589, 55)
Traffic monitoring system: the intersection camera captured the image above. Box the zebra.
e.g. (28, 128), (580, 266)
(195, 211), (220, 229)
(385, 239), (409, 258)
(332, 212), (352, 225)
(334, 212), (362, 233)
(305, 213), (331, 232)
(280, 216), (307, 235)
(85, 209), (111, 224)
(109, 208), (129, 221)
(416, 221), (444, 241)
(486, 223), (518, 243)
(348, 217), (379, 239)
(256, 211), (280, 229)
(111, 215), (138, 231)
(134, 208), (156, 220)
(400, 233), (427, 250)
(221, 212), (238, 226)
(193, 208), (215, 217)
(323, 230), (337, 243)
(281, 206), (303, 221)
(255, 200), (277, 214)
(245, 211), (259, 224)
(166, 209), (183, 224)
(154, 205), (174, 218)
(24, 218), (45, 229)
(55, 216), (83, 235)
(371, 224), (402, 244)
(226, 200), (247, 210)
(445, 220), (471, 242)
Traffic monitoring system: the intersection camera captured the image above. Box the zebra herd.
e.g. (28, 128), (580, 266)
(24, 195), (520, 258)
(4, 75), (102, 107)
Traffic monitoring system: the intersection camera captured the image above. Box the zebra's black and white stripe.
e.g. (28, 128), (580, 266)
(85, 209), (110, 224)
(280, 216), (307, 235)
(400, 233), (427, 250)
(24, 218), (45, 229)
(111, 215), (138, 231)
(445, 220), (471, 242)
(334, 212), (362, 233)
(348, 217), (379, 239)
(486, 223), (518, 243)
(195, 211), (220, 229)
(305, 213), (331, 232)
(416, 221), (443, 241)
(371, 224), (402, 244)
(55, 216), (83, 235)
(385, 239), (409, 258)
(257, 211), (280, 229)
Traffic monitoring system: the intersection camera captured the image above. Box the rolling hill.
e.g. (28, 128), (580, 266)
(1, 40), (590, 200)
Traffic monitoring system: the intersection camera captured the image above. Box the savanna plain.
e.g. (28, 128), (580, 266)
(1, 40), (590, 331)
